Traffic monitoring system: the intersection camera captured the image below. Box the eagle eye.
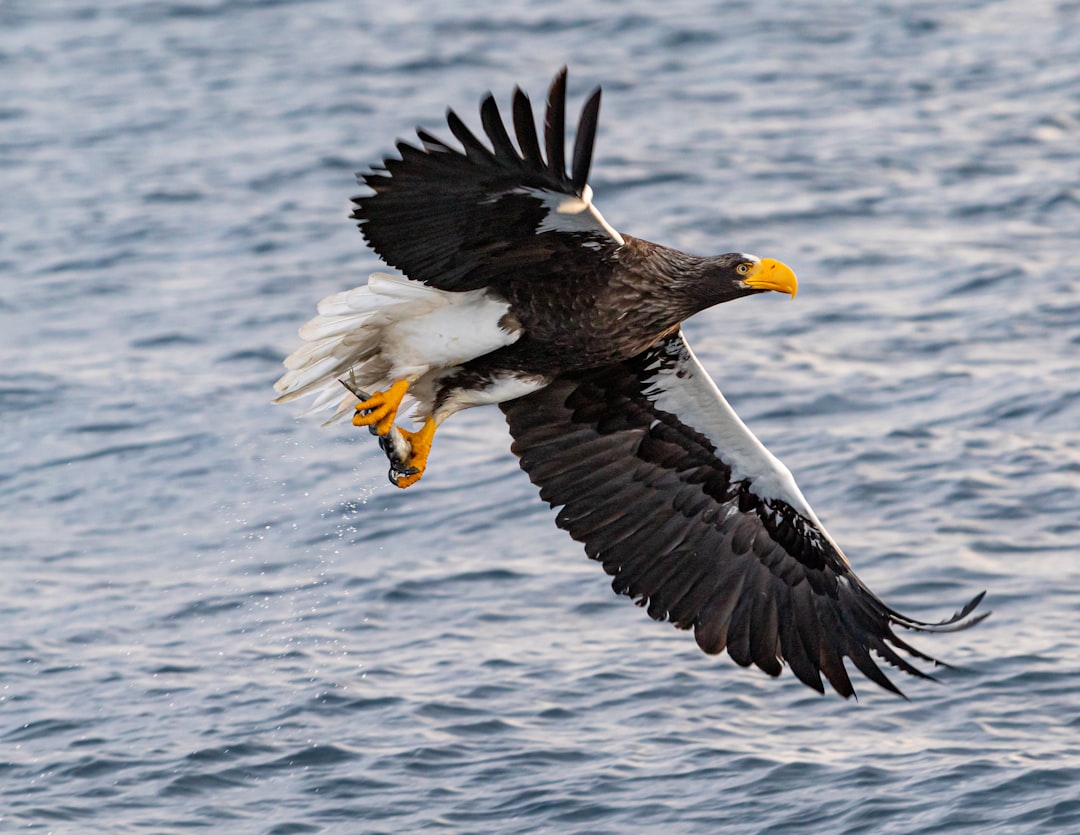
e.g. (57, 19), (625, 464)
(736, 262), (752, 275)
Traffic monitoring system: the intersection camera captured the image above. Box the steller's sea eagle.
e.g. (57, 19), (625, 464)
(275, 68), (987, 698)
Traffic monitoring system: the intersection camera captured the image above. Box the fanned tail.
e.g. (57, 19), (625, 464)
(273, 272), (436, 422)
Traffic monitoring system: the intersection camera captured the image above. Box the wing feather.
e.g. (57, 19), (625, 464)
(571, 86), (602, 192)
(512, 88), (544, 169)
(694, 568), (748, 655)
(501, 330), (987, 698)
(651, 550), (716, 626)
(544, 68), (567, 180)
(479, 93), (519, 162)
(778, 582), (826, 692)
(446, 109), (494, 162)
(353, 67), (622, 292)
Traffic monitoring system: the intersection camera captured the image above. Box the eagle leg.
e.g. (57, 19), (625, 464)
(382, 418), (437, 489)
(352, 379), (410, 436)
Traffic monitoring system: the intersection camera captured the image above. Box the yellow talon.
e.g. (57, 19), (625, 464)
(390, 418), (437, 489)
(352, 379), (409, 436)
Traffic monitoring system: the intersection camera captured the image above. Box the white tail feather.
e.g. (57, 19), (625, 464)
(274, 272), (521, 423)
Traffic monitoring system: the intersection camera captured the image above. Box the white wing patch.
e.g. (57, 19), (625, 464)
(274, 272), (521, 422)
(518, 185), (625, 246)
(646, 335), (824, 525)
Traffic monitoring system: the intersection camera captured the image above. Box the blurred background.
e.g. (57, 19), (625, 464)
(2, 0), (1078, 831)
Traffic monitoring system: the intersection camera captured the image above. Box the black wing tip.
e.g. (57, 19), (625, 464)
(843, 588), (989, 698)
(853, 590), (990, 698)
(357, 67), (598, 197)
(570, 83), (602, 193)
(889, 589), (990, 634)
(544, 68), (568, 181)
(748, 582), (986, 699)
(479, 90), (521, 164)
(545, 67), (602, 194)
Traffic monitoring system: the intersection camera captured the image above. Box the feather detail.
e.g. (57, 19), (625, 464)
(501, 330), (988, 698)
(274, 272), (521, 422)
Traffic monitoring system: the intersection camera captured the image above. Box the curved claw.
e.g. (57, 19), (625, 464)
(387, 463), (421, 485)
(381, 433), (419, 477)
(377, 419), (437, 489)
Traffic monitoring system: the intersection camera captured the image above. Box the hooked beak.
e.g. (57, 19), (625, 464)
(744, 258), (798, 299)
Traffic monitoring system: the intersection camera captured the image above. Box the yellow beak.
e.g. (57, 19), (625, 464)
(744, 258), (798, 299)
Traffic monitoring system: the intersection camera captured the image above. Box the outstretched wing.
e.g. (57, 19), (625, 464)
(352, 67), (624, 292)
(501, 331), (987, 698)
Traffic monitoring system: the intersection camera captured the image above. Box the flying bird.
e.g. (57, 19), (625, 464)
(275, 68), (987, 698)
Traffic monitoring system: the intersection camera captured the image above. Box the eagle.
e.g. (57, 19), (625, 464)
(275, 68), (987, 698)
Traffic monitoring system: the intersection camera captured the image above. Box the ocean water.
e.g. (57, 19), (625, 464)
(3, 0), (1079, 831)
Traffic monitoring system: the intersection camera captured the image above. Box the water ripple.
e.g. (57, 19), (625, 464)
(2, 0), (1078, 832)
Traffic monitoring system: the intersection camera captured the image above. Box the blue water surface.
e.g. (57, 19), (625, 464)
(2, 0), (1079, 832)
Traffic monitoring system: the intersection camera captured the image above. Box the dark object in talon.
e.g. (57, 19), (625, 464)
(338, 377), (370, 401)
(378, 432), (418, 478)
(368, 425), (380, 436)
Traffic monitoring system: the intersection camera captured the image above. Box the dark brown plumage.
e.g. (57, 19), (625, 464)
(501, 332), (987, 698)
(352, 72), (776, 378)
(277, 68), (988, 697)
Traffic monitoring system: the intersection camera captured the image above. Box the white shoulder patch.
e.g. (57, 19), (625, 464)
(517, 185), (625, 246)
(646, 335), (822, 524)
